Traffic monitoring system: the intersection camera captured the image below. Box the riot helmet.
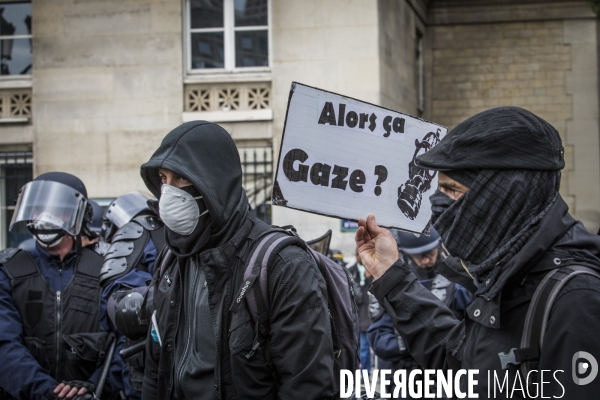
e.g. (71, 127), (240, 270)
(86, 200), (103, 237)
(393, 227), (441, 269)
(393, 227), (441, 255)
(102, 191), (155, 242)
(10, 172), (91, 248)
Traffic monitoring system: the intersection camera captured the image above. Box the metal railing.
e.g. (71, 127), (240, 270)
(240, 146), (273, 224)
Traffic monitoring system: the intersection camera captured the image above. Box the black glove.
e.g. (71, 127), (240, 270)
(61, 381), (96, 393)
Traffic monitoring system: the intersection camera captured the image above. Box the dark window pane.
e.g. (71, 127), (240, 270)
(0, 3), (31, 37)
(234, 0), (267, 27)
(235, 30), (268, 67)
(190, 0), (223, 29)
(4, 162), (33, 249)
(191, 32), (224, 69)
(1, 38), (31, 75)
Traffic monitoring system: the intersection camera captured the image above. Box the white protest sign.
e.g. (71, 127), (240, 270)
(272, 82), (447, 233)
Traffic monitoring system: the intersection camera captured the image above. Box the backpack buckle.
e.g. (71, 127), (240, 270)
(498, 348), (520, 370)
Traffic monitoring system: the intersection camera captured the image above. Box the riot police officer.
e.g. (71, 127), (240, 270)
(99, 191), (165, 399)
(0, 172), (117, 400)
(367, 228), (471, 397)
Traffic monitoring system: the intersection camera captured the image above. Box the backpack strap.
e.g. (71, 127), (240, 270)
(246, 233), (284, 312)
(232, 227), (304, 359)
(498, 266), (600, 374)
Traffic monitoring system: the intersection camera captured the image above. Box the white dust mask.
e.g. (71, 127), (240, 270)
(159, 184), (208, 236)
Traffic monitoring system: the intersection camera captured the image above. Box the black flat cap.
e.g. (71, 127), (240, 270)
(416, 106), (564, 171)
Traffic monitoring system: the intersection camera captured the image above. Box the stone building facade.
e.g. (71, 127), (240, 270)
(0, 0), (596, 255)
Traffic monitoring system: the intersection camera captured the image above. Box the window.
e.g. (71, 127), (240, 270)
(0, 150), (32, 248)
(186, 0), (270, 74)
(0, 2), (31, 76)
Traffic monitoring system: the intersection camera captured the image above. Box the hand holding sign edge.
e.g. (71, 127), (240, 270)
(355, 214), (399, 280)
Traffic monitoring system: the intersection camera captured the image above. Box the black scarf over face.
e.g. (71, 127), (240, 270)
(431, 169), (560, 291)
(164, 185), (213, 259)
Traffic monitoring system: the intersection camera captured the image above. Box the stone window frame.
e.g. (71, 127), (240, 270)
(183, 0), (272, 80)
(182, 0), (272, 122)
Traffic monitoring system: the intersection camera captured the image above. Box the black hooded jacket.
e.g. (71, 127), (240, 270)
(139, 122), (335, 400)
(370, 196), (600, 399)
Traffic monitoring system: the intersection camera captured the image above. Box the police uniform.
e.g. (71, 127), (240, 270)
(0, 172), (115, 400)
(99, 192), (164, 398)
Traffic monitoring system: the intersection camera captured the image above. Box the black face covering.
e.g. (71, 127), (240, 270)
(429, 189), (457, 226)
(431, 169), (560, 292)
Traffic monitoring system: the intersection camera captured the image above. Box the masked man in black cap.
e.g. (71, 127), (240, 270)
(0, 172), (119, 400)
(356, 107), (600, 398)
(140, 121), (334, 400)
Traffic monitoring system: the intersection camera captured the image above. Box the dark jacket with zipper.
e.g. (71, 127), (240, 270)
(139, 121), (335, 400)
(370, 196), (600, 399)
(0, 242), (112, 400)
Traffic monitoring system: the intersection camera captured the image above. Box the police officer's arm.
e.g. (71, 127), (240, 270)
(356, 215), (460, 370)
(0, 267), (58, 399)
(267, 247), (336, 399)
(366, 314), (404, 361)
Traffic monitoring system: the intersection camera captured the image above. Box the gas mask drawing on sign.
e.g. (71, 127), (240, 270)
(397, 128), (441, 220)
(27, 212), (68, 248)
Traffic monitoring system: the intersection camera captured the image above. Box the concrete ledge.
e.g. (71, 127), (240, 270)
(428, 1), (595, 25)
(0, 77), (32, 89)
(184, 71), (272, 84)
(0, 117), (30, 124)
(182, 109), (273, 123)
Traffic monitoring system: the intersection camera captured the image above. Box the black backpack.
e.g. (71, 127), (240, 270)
(498, 265), (600, 380)
(234, 225), (360, 392)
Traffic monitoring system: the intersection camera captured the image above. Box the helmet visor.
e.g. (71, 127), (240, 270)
(104, 191), (154, 229)
(10, 180), (88, 235)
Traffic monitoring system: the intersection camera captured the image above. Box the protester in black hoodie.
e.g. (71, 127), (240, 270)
(139, 121), (335, 400)
(356, 107), (600, 398)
